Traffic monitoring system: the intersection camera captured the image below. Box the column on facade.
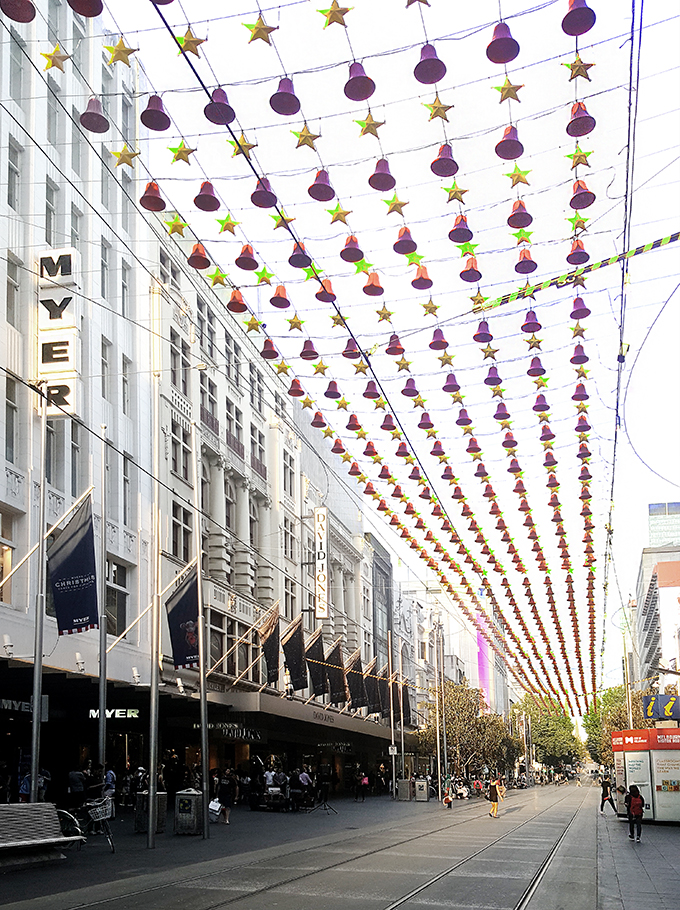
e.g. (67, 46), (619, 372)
(344, 565), (359, 653)
(331, 560), (347, 645)
(207, 457), (229, 580)
(255, 497), (275, 607)
(233, 479), (255, 596)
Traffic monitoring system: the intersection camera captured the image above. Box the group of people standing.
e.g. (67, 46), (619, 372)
(599, 774), (645, 843)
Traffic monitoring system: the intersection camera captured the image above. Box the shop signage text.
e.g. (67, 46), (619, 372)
(89, 708), (140, 719)
(37, 248), (81, 417)
(194, 722), (262, 741)
(312, 710), (335, 725)
(314, 507), (328, 620)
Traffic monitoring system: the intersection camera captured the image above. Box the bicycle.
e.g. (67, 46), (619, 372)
(58, 797), (115, 853)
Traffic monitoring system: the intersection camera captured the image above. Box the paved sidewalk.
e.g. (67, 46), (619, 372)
(598, 807), (680, 910)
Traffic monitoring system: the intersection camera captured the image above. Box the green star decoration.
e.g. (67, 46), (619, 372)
(327, 202), (352, 224)
(405, 251), (424, 267)
(207, 268), (227, 287)
(354, 258), (374, 275)
(566, 145), (593, 168)
(443, 181), (468, 204)
(165, 215), (188, 236)
(255, 266), (274, 285)
(504, 163), (531, 187)
(567, 212), (589, 233)
(511, 229), (533, 245)
(168, 140), (196, 164)
(303, 265), (323, 281)
(456, 242), (479, 257)
(216, 215), (240, 234)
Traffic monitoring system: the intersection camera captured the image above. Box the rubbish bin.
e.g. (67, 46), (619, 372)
(397, 779), (411, 801)
(415, 780), (430, 802)
(174, 788), (204, 835)
(134, 790), (168, 833)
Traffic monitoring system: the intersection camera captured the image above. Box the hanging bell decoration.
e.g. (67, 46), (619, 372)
(474, 463), (489, 479)
(288, 242), (312, 269)
(0, 0), (36, 22)
(419, 486), (431, 501)
(332, 439), (346, 456)
(393, 227), (417, 255)
(204, 88), (235, 125)
(429, 329), (448, 350)
(227, 290), (246, 313)
(348, 461), (362, 476)
(460, 257), (481, 283)
(311, 411), (326, 428)
(567, 101), (596, 137)
(270, 285), (290, 309)
(412, 266), (433, 289)
(572, 383), (589, 401)
(344, 61), (375, 101)
(67, 0), (103, 16)
(396, 442), (409, 458)
(570, 296), (591, 319)
(562, 0), (596, 36)
(418, 412), (434, 430)
(187, 242), (210, 270)
(386, 334), (404, 356)
(577, 443), (591, 460)
(363, 380), (380, 399)
(484, 366), (502, 387)
(507, 200), (533, 228)
(315, 279), (336, 302)
(343, 338), (361, 359)
(139, 181), (166, 212)
(527, 356), (545, 376)
(448, 215), (473, 244)
(443, 373), (460, 393)
(515, 248), (537, 274)
(308, 169), (335, 202)
(567, 238), (589, 265)
(502, 431), (517, 449)
(570, 344), (589, 364)
(251, 178), (277, 208)
(195, 181), (221, 212)
(466, 437), (481, 454)
(381, 414), (396, 432)
(486, 21), (520, 64)
(401, 378), (418, 397)
(495, 125), (524, 160)
(540, 425), (556, 442)
(507, 459), (521, 475)
(300, 340), (318, 361)
(579, 464), (592, 481)
(80, 97), (109, 133)
(363, 441), (378, 458)
(414, 43), (447, 84)
(546, 473), (559, 489)
(570, 179), (596, 209)
(324, 380), (341, 399)
(235, 244), (258, 271)
(141, 95), (171, 131)
(522, 309), (542, 333)
(363, 272), (384, 296)
(473, 321), (492, 344)
(456, 408), (472, 426)
(533, 393), (549, 412)
(368, 158), (396, 191)
(260, 339), (278, 360)
(576, 414), (591, 433)
(431, 143), (458, 177)
(340, 235), (363, 263)
(442, 466), (455, 482)
(269, 77), (301, 116)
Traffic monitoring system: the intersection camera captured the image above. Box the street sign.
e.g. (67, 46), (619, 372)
(389, 744), (397, 756)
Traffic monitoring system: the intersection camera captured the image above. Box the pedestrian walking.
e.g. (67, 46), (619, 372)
(600, 775), (616, 815)
(217, 768), (238, 825)
(102, 763), (116, 818)
(625, 785), (644, 842)
(68, 765), (88, 808)
(488, 775), (502, 818)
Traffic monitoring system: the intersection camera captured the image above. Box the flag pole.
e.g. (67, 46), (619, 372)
(398, 642), (405, 780)
(191, 421), (210, 839)
(30, 387), (48, 803)
(98, 426), (107, 767)
(387, 631), (396, 799)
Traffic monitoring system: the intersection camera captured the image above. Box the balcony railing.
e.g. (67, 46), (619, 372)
(251, 455), (267, 480)
(226, 431), (244, 459)
(200, 406), (219, 436)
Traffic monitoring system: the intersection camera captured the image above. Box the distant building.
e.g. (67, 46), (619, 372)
(648, 503), (680, 547)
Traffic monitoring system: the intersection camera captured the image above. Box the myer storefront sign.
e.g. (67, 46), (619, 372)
(38, 248), (82, 417)
(314, 507), (328, 620)
(88, 708), (140, 719)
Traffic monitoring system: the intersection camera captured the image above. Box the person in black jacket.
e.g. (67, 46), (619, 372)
(217, 769), (238, 825)
(625, 785), (644, 842)
(600, 775), (616, 815)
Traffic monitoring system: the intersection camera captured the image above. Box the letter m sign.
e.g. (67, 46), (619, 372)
(39, 248), (79, 288)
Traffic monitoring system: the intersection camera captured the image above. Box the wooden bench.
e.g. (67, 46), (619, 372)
(0, 803), (85, 871)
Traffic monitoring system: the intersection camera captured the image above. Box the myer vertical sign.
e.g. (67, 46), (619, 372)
(37, 248), (81, 417)
(314, 506), (328, 620)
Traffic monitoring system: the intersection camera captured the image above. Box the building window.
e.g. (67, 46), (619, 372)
(9, 30), (24, 105)
(101, 65), (113, 121)
(5, 376), (17, 463)
(47, 79), (59, 147)
(6, 257), (19, 328)
(105, 560), (127, 637)
(70, 205), (81, 247)
(209, 609), (225, 669)
(45, 180), (57, 246)
(172, 502), (192, 562)
(275, 393), (287, 419)
(47, 0), (60, 42)
(160, 250), (180, 291)
(121, 96), (132, 145)
(121, 172), (132, 234)
(101, 338), (111, 400)
(225, 399), (243, 456)
(284, 577), (296, 620)
(46, 419), (56, 485)
(283, 451), (295, 499)
(199, 372), (217, 417)
(7, 140), (21, 211)
(70, 419), (80, 498)
(122, 455), (133, 527)
(362, 584), (371, 618)
(249, 499), (259, 549)
(283, 516), (295, 561)
(419, 641), (427, 661)
(250, 425), (265, 463)
(170, 329), (190, 396)
(225, 333), (241, 388)
(101, 153), (110, 210)
(100, 239), (110, 298)
(171, 419), (191, 481)
(225, 481), (235, 530)
(0, 513), (14, 604)
(201, 460), (210, 516)
(121, 261), (130, 317)
(71, 20), (84, 77)
(249, 364), (264, 414)
(121, 356), (131, 415)
(71, 107), (81, 175)
(196, 297), (216, 359)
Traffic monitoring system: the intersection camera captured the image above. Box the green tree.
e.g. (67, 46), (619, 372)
(582, 686), (651, 766)
(512, 694), (583, 767)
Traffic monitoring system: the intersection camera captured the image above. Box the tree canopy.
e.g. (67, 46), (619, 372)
(512, 694), (585, 767)
(582, 685), (651, 766)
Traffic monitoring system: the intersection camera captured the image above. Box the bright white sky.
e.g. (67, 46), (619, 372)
(99, 0), (680, 710)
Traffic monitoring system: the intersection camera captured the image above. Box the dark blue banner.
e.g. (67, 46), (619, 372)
(46, 498), (99, 636)
(165, 567), (199, 669)
(643, 694), (680, 720)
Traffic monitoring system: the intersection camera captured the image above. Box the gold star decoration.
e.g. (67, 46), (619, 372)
(177, 28), (205, 57)
(327, 202), (352, 224)
(533, 376), (548, 389)
(275, 361), (291, 375)
(443, 181), (468, 204)
(395, 356), (411, 372)
(207, 268), (227, 287)
(287, 314), (304, 331)
(322, 427), (335, 439)
(504, 163), (531, 187)
(111, 145), (140, 168)
(390, 429), (402, 440)
(169, 141), (196, 164)
(355, 112), (384, 138)
(572, 322), (586, 338)
(404, 454), (415, 465)
(319, 2), (352, 28)
(438, 352), (454, 367)
(451, 391), (464, 404)
(165, 215), (188, 236)
(341, 451), (353, 462)
(425, 428), (438, 439)
(270, 211), (295, 230)
(564, 53), (594, 81)
(412, 395), (426, 408)
(244, 17), (278, 44)
(525, 335), (542, 350)
(481, 344), (499, 360)
(331, 313), (347, 328)
(255, 267), (274, 285)
(41, 44), (71, 72)
(571, 273), (587, 288)
(423, 298), (439, 316)
(217, 214), (240, 234)
(228, 133), (257, 159)
(567, 212), (589, 233)
(310, 361), (327, 376)
(374, 398), (386, 410)
(576, 401), (589, 414)
(336, 397), (349, 410)
(354, 360), (369, 374)
(424, 94), (452, 121)
(470, 290), (488, 310)
(566, 146), (593, 169)
(494, 77), (523, 102)
(104, 38), (137, 67)
(575, 366), (589, 379)
(383, 193), (408, 216)
(356, 428), (367, 439)
(292, 123), (321, 150)
(244, 316), (262, 333)
(301, 396), (314, 410)
(491, 387), (505, 398)
(406, 0), (430, 6)
(376, 304), (393, 322)
(519, 280), (536, 299)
